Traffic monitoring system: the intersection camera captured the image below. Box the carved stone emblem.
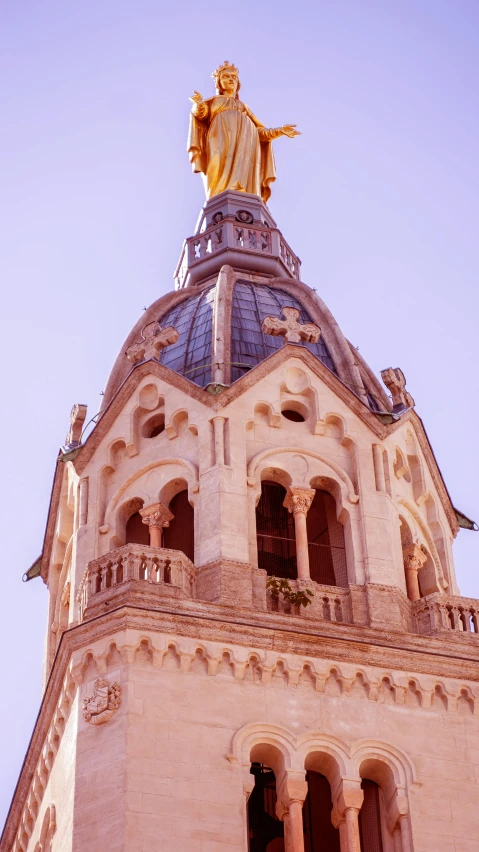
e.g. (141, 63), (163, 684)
(83, 678), (121, 725)
(236, 209), (254, 224)
(262, 306), (320, 344)
(126, 321), (179, 364)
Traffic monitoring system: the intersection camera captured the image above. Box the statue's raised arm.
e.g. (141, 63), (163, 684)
(187, 61), (301, 203)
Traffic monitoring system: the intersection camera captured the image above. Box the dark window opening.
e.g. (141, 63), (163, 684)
(306, 491), (347, 587)
(303, 771), (340, 852)
(281, 409), (305, 422)
(359, 780), (384, 852)
(142, 413), (165, 438)
(256, 482), (297, 580)
(148, 423), (165, 437)
(162, 490), (195, 563)
(248, 764), (284, 852)
(125, 511), (150, 546)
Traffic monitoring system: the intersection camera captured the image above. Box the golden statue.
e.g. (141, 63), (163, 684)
(188, 61), (300, 203)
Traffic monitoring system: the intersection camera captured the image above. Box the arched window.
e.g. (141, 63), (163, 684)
(306, 490), (347, 587)
(256, 481), (297, 580)
(125, 511), (150, 546)
(247, 763), (284, 851)
(359, 779), (384, 852)
(303, 771), (340, 851)
(162, 490), (195, 562)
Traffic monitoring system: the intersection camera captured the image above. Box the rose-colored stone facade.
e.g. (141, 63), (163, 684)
(2, 191), (478, 852)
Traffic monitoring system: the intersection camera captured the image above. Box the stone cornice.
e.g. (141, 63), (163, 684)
(39, 460), (64, 583)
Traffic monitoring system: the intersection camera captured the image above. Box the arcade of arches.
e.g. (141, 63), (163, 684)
(125, 489), (194, 563)
(248, 764), (385, 852)
(256, 482), (347, 586)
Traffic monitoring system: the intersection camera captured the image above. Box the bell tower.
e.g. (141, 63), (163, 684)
(2, 65), (479, 852)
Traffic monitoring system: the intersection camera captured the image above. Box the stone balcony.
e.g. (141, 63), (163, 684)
(77, 544), (196, 622)
(413, 592), (479, 637)
(174, 190), (301, 288)
(76, 546), (479, 645)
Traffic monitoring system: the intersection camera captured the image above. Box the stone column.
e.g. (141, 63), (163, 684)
(372, 444), (386, 492)
(212, 416), (226, 466)
(393, 827), (402, 852)
(403, 543), (427, 602)
(284, 488), (315, 581)
(398, 815), (413, 852)
(284, 799), (305, 852)
(335, 780), (364, 852)
(276, 770), (308, 852)
(79, 478), (89, 526)
(344, 807), (361, 852)
(337, 819), (348, 852)
(139, 502), (174, 548)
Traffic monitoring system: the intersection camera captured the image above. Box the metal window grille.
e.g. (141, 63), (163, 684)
(256, 482), (298, 580)
(359, 780), (384, 852)
(303, 771), (340, 852)
(256, 484), (347, 587)
(162, 490), (194, 562)
(247, 764), (284, 852)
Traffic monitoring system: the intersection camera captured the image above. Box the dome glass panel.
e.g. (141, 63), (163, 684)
(231, 282), (336, 381)
(159, 286), (215, 387)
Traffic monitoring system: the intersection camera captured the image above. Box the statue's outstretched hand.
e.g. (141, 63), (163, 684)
(281, 124), (301, 138)
(189, 91), (204, 105)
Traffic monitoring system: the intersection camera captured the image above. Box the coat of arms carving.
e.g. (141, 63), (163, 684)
(82, 677), (121, 725)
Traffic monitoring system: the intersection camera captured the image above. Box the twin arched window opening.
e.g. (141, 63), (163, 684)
(256, 481), (347, 586)
(125, 490), (194, 563)
(248, 764), (384, 852)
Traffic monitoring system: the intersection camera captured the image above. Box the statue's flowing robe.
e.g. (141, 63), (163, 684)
(188, 96), (278, 203)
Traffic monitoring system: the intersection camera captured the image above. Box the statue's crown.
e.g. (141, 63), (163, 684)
(212, 60), (239, 81)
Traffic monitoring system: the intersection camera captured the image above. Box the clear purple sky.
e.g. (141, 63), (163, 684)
(1, 0), (478, 828)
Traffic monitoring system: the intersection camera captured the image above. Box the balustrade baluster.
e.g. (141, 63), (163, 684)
(334, 598), (343, 622)
(90, 567), (98, 596)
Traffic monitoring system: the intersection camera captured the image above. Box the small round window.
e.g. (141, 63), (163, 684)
(281, 409), (305, 422)
(142, 414), (165, 438)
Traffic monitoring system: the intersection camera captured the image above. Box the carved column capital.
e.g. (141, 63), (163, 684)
(275, 769), (308, 819)
(283, 487), (315, 516)
(139, 502), (174, 530)
(403, 543), (427, 573)
(335, 779), (364, 815)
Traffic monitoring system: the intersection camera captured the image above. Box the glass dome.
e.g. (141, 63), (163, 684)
(157, 281), (337, 389)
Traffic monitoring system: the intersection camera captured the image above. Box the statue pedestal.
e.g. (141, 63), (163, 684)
(175, 189), (301, 288)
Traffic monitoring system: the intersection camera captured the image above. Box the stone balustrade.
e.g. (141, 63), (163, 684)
(413, 592), (479, 636)
(77, 544), (196, 622)
(267, 580), (352, 624)
(175, 217), (301, 288)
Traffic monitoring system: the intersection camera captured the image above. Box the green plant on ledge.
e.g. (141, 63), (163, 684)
(266, 577), (314, 609)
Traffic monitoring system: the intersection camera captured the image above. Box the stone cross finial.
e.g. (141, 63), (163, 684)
(380, 367), (415, 411)
(126, 321), (179, 364)
(262, 307), (321, 344)
(65, 403), (87, 448)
